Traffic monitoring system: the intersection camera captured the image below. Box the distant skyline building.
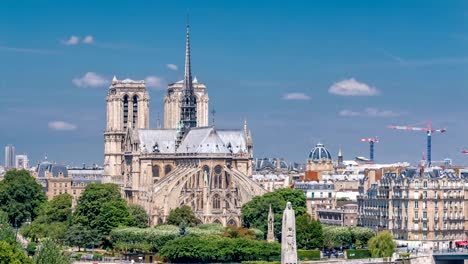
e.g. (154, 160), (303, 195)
(15, 154), (29, 170)
(4, 145), (15, 169)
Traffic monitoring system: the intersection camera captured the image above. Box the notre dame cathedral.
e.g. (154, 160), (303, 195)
(103, 23), (265, 226)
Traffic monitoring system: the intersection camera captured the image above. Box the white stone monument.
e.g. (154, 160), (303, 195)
(281, 202), (297, 264)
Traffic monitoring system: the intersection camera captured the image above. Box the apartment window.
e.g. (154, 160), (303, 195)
(311, 192), (314, 199)
(415, 201), (419, 209)
(423, 191), (427, 199)
(320, 192), (323, 198)
(423, 201), (427, 209)
(415, 181), (419, 188)
(65, 183), (67, 188)
(423, 233), (427, 240)
(54, 183), (56, 187)
(415, 211), (419, 219)
(423, 211), (427, 219)
(328, 192), (332, 198)
(423, 181), (427, 188)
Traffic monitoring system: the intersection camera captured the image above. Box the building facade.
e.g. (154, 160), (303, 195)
(4, 145), (15, 170)
(103, 23), (265, 226)
(15, 155), (29, 170)
(294, 180), (336, 220)
(36, 161), (102, 204)
(318, 203), (357, 226)
(358, 168), (468, 249)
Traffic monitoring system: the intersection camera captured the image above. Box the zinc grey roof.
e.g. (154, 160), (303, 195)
(138, 129), (177, 153)
(37, 161), (68, 178)
(178, 127), (232, 154)
(216, 130), (247, 154)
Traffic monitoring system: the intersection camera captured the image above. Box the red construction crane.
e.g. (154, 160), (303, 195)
(360, 137), (379, 161)
(388, 120), (446, 167)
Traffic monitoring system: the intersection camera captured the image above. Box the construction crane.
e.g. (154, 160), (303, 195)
(360, 137), (379, 161)
(388, 120), (446, 167)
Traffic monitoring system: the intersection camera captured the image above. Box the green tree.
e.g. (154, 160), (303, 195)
(73, 183), (122, 229)
(21, 194), (72, 243)
(322, 226), (353, 248)
(0, 211), (16, 244)
(72, 183), (129, 243)
(166, 205), (200, 227)
(95, 200), (131, 237)
(64, 224), (98, 252)
(42, 194), (72, 223)
(0, 169), (46, 227)
(295, 214), (323, 249)
(34, 238), (71, 264)
(241, 188), (306, 240)
(127, 204), (149, 228)
(368, 231), (396, 258)
(0, 241), (33, 264)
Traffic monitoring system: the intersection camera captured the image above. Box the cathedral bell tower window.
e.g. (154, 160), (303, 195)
(123, 95), (129, 129)
(132, 95), (138, 128)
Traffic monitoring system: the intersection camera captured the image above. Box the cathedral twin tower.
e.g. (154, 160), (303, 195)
(103, 24), (209, 181)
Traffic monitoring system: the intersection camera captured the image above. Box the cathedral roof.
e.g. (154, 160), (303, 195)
(136, 126), (247, 155)
(138, 129), (177, 154)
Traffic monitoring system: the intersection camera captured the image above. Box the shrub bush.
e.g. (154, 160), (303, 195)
(297, 249), (321, 260)
(241, 260), (281, 264)
(346, 249), (371, 259)
(93, 253), (103, 260)
(159, 235), (280, 262)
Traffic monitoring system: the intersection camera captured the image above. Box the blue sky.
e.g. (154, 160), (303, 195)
(1, 0), (468, 166)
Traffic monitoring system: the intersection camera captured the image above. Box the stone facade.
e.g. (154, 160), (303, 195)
(103, 78), (150, 184)
(358, 167), (468, 249)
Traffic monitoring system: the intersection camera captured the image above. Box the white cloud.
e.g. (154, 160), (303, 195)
(282, 93), (311, 100)
(83, 35), (94, 44)
(48, 121), (77, 131)
(329, 78), (379, 96)
(339, 108), (401, 117)
(145, 76), (165, 89)
(72, 72), (109, 88)
(166, 64), (178, 71)
(62, 36), (80, 45)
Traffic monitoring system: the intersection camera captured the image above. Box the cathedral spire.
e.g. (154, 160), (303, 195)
(183, 20), (193, 94)
(177, 18), (198, 148)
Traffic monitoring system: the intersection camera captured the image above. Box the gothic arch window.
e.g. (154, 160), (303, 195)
(213, 219), (222, 225)
(164, 165), (173, 176)
(132, 95), (138, 128)
(152, 165), (160, 178)
(123, 95), (129, 129)
(214, 165), (222, 189)
(225, 194), (231, 209)
(225, 172), (230, 188)
(227, 219), (237, 226)
(213, 194), (220, 209)
(203, 165), (210, 186)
